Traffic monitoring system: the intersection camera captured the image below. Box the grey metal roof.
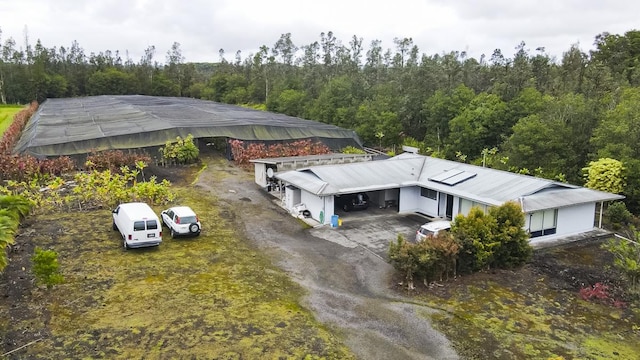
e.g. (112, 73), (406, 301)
(275, 170), (328, 195)
(520, 187), (624, 212)
(275, 154), (625, 210)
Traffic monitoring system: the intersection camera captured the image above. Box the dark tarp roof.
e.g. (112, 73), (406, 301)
(14, 95), (363, 157)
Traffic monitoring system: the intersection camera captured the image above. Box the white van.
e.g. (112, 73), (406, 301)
(112, 202), (162, 249)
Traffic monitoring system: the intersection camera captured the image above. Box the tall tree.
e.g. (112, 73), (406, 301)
(592, 30), (640, 85)
(165, 41), (184, 95)
(422, 84), (475, 150)
(447, 92), (508, 159)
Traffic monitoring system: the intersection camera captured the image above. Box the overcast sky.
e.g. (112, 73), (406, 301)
(1, 0), (639, 64)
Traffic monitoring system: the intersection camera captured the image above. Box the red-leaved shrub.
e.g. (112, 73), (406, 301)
(229, 139), (331, 165)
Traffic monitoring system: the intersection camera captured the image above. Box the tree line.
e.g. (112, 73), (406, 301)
(1, 28), (640, 210)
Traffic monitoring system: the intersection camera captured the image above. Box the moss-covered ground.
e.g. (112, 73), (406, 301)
(415, 243), (640, 359)
(0, 165), (353, 359)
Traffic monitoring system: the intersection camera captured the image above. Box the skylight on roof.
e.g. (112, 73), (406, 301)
(429, 169), (476, 186)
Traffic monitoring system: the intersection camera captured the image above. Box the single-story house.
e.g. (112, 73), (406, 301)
(274, 153), (624, 240)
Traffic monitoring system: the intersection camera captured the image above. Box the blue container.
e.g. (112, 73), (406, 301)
(331, 215), (339, 227)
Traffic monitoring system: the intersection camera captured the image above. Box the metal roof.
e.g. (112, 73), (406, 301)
(275, 170), (328, 195)
(275, 154), (624, 210)
(520, 187), (623, 212)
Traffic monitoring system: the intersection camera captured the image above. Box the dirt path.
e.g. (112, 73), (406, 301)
(195, 156), (458, 360)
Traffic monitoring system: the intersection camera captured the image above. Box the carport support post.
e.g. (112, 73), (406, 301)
(599, 201), (604, 228)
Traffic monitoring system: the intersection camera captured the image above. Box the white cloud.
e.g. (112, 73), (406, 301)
(0, 0), (638, 64)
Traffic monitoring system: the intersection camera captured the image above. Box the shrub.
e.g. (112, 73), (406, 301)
(229, 139), (330, 165)
(86, 150), (151, 172)
(388, 233), (460, 289)
(490, 201), (532, 268)
(388, 202), (532, 284)
(0, 153), (76, 182)
(340, 146), (366, 154)
(0, 101), (38, 154)
(31, 247), (64, 288)
(160, 134), (199, 164)
(452, 207), (499, 273)
(603, 236), (640, 300)
(606, 201), (633, 228)
(388, 235), (422, 290)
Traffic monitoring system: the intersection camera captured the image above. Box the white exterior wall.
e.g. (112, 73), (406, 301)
(285, 186), (301, 210)
(399, 187), (420, 213)
(300, 190), (327, 221)
(523, 202), (596, 240)
(254, 163), (267, 187)
(324, 196), (335, 224)
(556, 203), (596, 236)
(416, 193), (439, 217)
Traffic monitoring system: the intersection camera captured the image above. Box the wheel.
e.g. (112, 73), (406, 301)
(123, 240), (129, 250)
(189, 223), (200, 234)
(343, 204), (350, 212)
(170, 228), (176, 239)
(112, 221), (117, 231)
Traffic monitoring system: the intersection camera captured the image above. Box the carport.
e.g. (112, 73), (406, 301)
(309, 212), (430, 258)
(333, 189), (400, 216)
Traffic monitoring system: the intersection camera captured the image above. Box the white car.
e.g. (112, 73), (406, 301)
(161, 206), (201, 238)
(415, 220), (451, 242)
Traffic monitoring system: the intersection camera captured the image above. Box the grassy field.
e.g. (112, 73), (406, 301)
(0, 105), (24, 136)
(0, 167), (353, 359)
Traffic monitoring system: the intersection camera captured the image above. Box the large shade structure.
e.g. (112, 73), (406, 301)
(14, 95), (363, 158)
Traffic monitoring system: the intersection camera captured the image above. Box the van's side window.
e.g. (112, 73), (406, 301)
(133, 221), (146, 231)
(147, 220), (158, 230)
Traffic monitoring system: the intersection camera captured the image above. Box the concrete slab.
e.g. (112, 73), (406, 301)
(310, 212), (428, 258)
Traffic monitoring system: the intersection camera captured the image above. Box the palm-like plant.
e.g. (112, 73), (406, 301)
(0, 213), (18, 271)
(0, 195), (33, 220)
(0, 195), (32, 272)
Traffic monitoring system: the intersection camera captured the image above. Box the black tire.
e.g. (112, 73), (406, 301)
(189, 223), (200, 234)
(170, 228), (176, 239)
(123, 240), (129, 250)
(342, 204), (350, 212)
(112, 221), (117, 231)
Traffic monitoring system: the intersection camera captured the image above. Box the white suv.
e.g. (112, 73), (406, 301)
(161, 206), (201, 238)
(415, 220), (451, 242)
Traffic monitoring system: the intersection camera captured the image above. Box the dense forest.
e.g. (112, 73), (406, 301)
(1, 28), (640, 211)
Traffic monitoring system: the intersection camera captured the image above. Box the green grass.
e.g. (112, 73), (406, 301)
(0, 105), (24, 136)
(1, 181), (353, 358)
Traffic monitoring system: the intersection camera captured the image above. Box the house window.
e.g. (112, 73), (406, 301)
(421, 188), (437, 200)
(459, 199), (487, 215)
(529, 209), (557, 238)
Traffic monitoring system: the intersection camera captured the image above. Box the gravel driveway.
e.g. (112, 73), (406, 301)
(195, 157), (458, 360)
